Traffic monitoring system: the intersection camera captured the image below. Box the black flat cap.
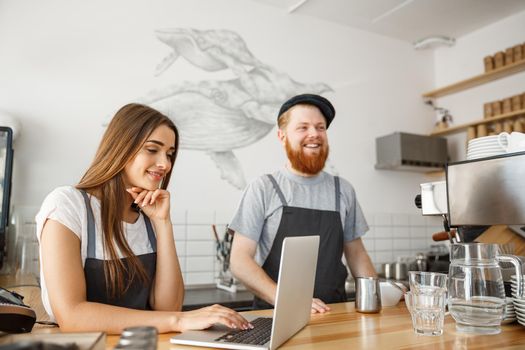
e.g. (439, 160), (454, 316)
(277, 94), (335, 128)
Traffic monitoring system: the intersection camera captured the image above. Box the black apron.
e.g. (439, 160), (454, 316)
(80, 190), (157, 310)
(253, 174), (348, 309)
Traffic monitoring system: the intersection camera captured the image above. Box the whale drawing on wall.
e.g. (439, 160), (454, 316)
(138, 28), (332, 190)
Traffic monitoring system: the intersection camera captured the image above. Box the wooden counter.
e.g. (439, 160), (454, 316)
(3, 275), (525, 349)
(111, 302), (525, 349)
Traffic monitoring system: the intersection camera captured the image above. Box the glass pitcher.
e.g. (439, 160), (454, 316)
(448, 243), (522, 334)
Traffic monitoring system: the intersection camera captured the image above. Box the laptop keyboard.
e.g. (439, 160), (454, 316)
(215, 317), (272, 345)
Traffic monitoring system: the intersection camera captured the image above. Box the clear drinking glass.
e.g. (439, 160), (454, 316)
(447, 243), (522, 334)
(409, 271), (448, 294)
(15, 234), (39, 278)
(405, 291), (446, 336)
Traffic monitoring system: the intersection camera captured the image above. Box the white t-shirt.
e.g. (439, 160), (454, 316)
(35, 186), (156, 321)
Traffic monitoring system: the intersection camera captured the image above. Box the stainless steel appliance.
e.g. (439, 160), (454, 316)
(355, 277), (381, 313)
(382, 262), (408, 280)
(446, 152), (525, 227)
(416, 151), (525, 238)
(415, 180), (447, 216)
(415, 152), (525, 270)
(415, 152), (525, 333)
(375, 132), (448, 172)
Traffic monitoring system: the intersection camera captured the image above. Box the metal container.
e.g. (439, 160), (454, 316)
(383, 263), (395, 279)
(394, 262), (408, 280)
(415, 253), (428, 272)
(446, 151), (525, 226)
(355, 277), (381, 313)
(375, 132), (448, 172)
(383, 262), (408, 280)
(117, 326), (157, 350)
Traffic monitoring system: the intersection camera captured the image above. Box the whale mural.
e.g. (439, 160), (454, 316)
(138, 28), (333, 190)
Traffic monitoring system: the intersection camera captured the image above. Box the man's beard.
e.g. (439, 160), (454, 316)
(285, 139), (329, 175)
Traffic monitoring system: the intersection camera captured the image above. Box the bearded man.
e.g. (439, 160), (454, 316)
(229, 94), (376, 313)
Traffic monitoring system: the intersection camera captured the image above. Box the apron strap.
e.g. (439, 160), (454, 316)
(266, 174), (287, 206)
(334, 176), (341, 212)
(80, 190), (97, 259)
(143, 215), (157, 252)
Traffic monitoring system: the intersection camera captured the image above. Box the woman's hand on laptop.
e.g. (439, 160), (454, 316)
(311, 298), (330, 314)
(176, 304), (254, 332)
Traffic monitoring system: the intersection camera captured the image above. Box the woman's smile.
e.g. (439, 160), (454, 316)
(147, 170), (164, 181)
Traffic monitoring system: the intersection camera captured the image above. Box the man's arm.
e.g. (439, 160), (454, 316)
(229, 232), (277, 305)
(230, 232), (330, 313)
(344, 238), (377, 278)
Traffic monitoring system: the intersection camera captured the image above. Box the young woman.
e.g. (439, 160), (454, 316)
(36, 103), (251, 334)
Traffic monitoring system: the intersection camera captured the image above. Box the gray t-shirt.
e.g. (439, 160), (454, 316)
(229, 168), (369, 264)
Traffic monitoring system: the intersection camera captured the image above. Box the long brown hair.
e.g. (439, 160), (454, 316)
(76, 103), (179, 298)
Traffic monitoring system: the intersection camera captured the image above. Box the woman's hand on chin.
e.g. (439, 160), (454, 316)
(126, 187), (171, 222)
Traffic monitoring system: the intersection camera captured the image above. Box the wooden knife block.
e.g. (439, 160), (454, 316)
(474, 225), (525, 256)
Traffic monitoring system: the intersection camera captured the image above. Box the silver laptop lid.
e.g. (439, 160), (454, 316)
(269, 235), (319, 350)
(170, 235), (319, 350)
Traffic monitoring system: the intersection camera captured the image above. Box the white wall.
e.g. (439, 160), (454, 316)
(0, 0), (440, 283)
(433, 10), (525, 160)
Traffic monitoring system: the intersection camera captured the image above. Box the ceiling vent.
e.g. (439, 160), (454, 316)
(413, 36), (455, 50)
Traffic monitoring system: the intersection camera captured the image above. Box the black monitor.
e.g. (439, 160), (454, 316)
(0, 127), (13, 269)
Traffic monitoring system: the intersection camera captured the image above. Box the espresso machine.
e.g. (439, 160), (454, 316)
(445, 151), (525, 232)
(415, 151), (525, 269)
(414, 151), (525, 332)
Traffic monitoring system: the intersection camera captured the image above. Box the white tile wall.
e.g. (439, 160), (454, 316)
(367, 213), (446, 273)
(393, 238), (409, 250)
(392, 226), (410, 238)
(392, 214), (409, 226)
(180, 211), (446, 284)
(20, 207), (447, 286)
(186, 210), (215, 225)
(373, 213), (392, 226)
(170, 209), (187, 225)
(375, 251), (394, 264)
(187, 225), (215, 241)
(185, 271), (215, 285)
(186, 256), (215, 272)
(186, 240), (215, 256)
(175, 240), (186, 257)
(172, 224), (186, 241)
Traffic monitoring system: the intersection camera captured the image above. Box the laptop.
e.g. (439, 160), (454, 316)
(171, 235), (320, 350)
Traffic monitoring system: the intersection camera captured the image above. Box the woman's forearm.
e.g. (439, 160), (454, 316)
(150, 218), (184, 310)
(56, 301), (180, 334)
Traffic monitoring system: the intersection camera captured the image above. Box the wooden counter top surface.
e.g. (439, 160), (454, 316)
(108, 302), (525, 350)
(3, 274), (525, 349)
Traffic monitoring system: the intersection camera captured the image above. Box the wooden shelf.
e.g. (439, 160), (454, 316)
(430, 109), (525, 136)
(423, 59), (525, 99)
(424, 170), (445, 177)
